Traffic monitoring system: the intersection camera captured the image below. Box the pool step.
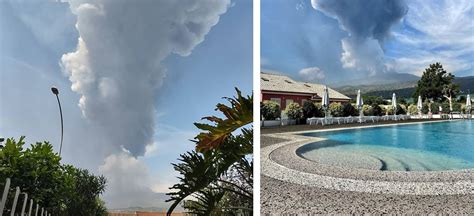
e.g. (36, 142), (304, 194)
(372, 152), (447, 171)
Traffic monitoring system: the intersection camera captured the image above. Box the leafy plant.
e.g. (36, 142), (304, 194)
(284, 102), (303, 120)
(0, 137), (107, 215)
(314, 104), (325, 117)
(342, 103), (357, 117)
(372, 104), (383, 116)
(194, 88), (252, 152)
(302, 101), (317, 119)
(328, 103), (343, 117)
(362, 96), (385, 105)
(452, 102), (462, 112)
(362, 104), (373, 116)
(396, 104), (407, 115)
(261, 100), (280, 120)
(167, 89), (253, 215)
(408, 104), (418, 115)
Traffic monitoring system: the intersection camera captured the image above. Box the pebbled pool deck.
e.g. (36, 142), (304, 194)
(261, 121), (474, 214)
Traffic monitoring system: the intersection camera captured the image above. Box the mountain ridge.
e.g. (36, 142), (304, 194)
(335, 76), (474, 99)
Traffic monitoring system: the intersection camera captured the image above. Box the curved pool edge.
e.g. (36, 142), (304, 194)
(261, 132), (474, 195)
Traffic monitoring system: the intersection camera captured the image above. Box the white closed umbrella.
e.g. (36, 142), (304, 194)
(417, 95), (423, 117)
(322, 85), (329, 108)
(356, 89), (363, 109)
(392, 93), (397, 119)
(322, 85), (330, 123)
(467, 94), (472, 117)
(356, 89), (364, 122)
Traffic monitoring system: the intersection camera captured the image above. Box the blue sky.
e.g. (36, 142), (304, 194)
(261, 0), (473, 84)
(0, 0), (252, 208)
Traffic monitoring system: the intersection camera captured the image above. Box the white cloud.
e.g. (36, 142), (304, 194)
(61, 0), (231, 156)
(298, 66), (325, 81)
(390, 0), (474, 75)
(98, 150), (169, 209)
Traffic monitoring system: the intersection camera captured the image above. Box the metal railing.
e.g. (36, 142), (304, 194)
(0, 178), (51, 216)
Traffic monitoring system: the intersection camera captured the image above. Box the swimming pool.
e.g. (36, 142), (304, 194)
(300, 120), (474, 171)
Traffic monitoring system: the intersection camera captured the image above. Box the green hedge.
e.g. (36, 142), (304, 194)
(261, 100), (280, 120)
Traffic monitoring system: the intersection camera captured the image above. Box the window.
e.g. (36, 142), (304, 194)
(270, 98), (281, 108)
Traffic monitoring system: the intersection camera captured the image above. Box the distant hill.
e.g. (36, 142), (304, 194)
(333, 72), (419, 87)
(108, 192), (184, 213)
(336, 76), (474, 99)
(454, 76), (474, 92)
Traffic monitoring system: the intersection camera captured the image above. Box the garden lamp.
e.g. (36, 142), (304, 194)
(51, 86), (64, 156)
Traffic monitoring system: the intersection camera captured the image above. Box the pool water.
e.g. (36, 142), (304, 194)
(301, 120), (474, 171)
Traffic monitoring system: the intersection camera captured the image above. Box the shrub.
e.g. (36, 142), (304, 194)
(372, 103), (383, 116)
(408, 104), (418, 115)
(261, 100), (280, 120)
(302, 101), (317, 119)
(431, 102), (440, 113)
(362, 104), (373, 116)
(441, 102), (450, 113)
(381, 105), (388, 115)
(396, 104), (406, 115)
(284, 102), (303, 120)
(386, 106), (394, 115)
(452, 102), (462, 112)
(0, 137), (108, 215)
(314, 103), (324, 117)
(329, 102), (344, 117)
(342, 103), (357, 116)
(421, 102), (430, 114)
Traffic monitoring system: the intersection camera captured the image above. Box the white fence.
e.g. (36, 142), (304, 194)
(0, 178), (51, 216)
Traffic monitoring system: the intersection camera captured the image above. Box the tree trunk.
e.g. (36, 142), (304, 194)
(444, 95), (453, 112)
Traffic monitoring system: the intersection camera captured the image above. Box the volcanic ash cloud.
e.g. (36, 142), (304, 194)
(311, 0), (408, 75)
(61, 0), (230, 156)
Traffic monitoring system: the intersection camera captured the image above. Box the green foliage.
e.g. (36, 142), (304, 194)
(302, 101), (317, 119)
(430, 102), (440, 113)
(413, 62), (460, 102)
(372, 104), (384, 116)
(284, 102), (303, 120)
(421, 102), (430, 114)
(452, 102), (462, 112)
(398, 98), (408, 105)
(396, 104), (407, 115)
(362, 104), (373, 116)
(314, 104), (325, 117)
(342, 103), (357, 116)
(0, 137), (107, 215)
(408, 104), (418, 115)
(194, 88), (252, 152)
(167, 89), (253, 215)
(362, 96), (385, 105)
(328, 103), (344, 117)
(62, 166), (108, 216)
(261, 100), (280, 120)
(458, 95), (466, 103)
(441, 102), (450, 112)
(386, 106), (394, 115)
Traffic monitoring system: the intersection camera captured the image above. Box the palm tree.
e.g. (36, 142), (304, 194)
(167, 88), (253, 215)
